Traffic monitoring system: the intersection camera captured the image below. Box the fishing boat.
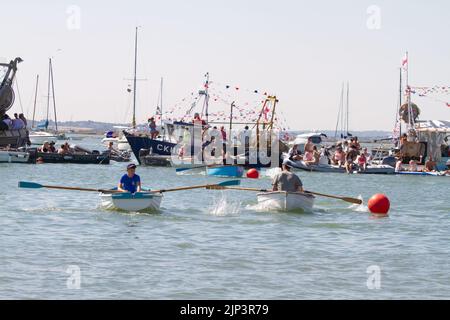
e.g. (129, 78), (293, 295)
(1, 57), (31, 152)
(206, 165), (244, 177)
(256, 191), (315, 212)
(0, 150), (31, 163)
(100, 190), (163, 212)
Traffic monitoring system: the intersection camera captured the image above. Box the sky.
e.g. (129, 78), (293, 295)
(2, 0), (449, 131)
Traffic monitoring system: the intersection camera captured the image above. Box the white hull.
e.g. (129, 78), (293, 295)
(103, 137), (130, 151)
(117, 136), (131, 151)
(29, 132), (58, 145)
(0, 151), (30, 163)
(100, 192), (163, 212)
(257, 191), (315, 212)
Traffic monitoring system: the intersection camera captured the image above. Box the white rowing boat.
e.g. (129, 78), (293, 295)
(256, 191), (315, 212)
(100, 190), (163, 212)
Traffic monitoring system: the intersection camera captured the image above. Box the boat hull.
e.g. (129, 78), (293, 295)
(100, 192), (163, 212)
(284, 158), (395, 174)
(29, 149), (110, 164)
(207, 165), (244, 177)
(0, 150), (31, 163)
(257, 191), (315, 212)
(0, 128), (30, 148)
(29, 132), (58, 145)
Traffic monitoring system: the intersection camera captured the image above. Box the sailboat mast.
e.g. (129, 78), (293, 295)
(31, 74), (39, 129)
(46, 58), (51, 129)
(346, 81), (349, 136)
(50, 58), (58, 132)
(340, 83), (344, 138)
(160, 77), (163, 125)
(132, 26), (138, 129)
(398, 67), (402, 138)
(204, 72), (210, 123)
(334, 84), (343, 139)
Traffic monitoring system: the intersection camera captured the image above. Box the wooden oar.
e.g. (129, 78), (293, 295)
(207, 185), (362, 205)
(18, 181), (121, 193)
(18, 180), (241, 194)
(148, 180), (241, 193)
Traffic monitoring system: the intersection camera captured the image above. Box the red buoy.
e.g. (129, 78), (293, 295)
(368, 194), (390, 215)
(246, 168), (259, 179)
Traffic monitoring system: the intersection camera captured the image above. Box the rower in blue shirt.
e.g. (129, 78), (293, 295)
(118, 164), (142, 193)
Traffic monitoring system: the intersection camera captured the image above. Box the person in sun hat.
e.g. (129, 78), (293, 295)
(118, 163), (141, 193)
(272, 158), (304, 193)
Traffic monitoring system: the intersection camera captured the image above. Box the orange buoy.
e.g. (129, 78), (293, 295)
(246, 168), (259, 179)
(368, 194), (390, 215)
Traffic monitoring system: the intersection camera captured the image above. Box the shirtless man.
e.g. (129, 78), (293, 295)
(424, 156), (437, 172)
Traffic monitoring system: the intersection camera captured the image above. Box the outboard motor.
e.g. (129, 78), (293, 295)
(381, 156), (396, 168)
(0, 57), (23, 113)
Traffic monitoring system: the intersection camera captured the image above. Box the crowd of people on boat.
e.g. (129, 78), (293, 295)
(38, 141), (73, 154)
(0, 112), (27, 131)
(287, 136), (372, 173)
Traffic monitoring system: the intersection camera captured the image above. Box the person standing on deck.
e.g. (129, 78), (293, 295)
(118, 164), (142, 193)
(272, 159), (304, 192)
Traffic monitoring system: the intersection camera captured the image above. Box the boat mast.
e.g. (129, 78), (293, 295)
(46, 58), (51, 130)
(334, 85), (342, 140)
(31, 74), (39, 129)
(346, 81), (349, 137)
(398, 67), (402, 138)
(50, 58), (58, 132)
(203, 72), (210, 123)
(159, 77), (163, 125)
(132, 26), (138, 129)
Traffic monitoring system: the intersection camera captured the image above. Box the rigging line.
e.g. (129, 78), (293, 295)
(334, 85), (342, 139)
(14, 75), (24, 114)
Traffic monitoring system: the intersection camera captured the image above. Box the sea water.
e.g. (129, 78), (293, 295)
(1, 136), (449, 299)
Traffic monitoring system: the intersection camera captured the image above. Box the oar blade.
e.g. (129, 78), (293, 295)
(218, 180), (241, 187)
(18, 181), (43, 189)
(343, 197), (363, 205)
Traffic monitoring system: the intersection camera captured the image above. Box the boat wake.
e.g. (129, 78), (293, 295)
(209, 193), (241, 216)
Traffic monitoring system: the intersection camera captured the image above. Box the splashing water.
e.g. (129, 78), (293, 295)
(209, 192), (241, 216)
(348, 195), (368, 212)
(263, 167), (281, 179)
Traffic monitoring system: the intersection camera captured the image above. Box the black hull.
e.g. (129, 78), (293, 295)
(29, 149), (110, 164)
(124, 132), (284, 168)
(124, 133), (177, 164)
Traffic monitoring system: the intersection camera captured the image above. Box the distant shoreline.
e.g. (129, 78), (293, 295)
(36, 120), (393, 139)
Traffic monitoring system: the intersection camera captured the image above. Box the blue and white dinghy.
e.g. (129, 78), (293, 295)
(100, 190), (163, 212)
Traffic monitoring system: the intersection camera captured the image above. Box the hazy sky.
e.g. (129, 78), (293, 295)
(2, 0), (449, 131)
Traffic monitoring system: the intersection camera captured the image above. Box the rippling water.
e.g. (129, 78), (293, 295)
(1, 136), (449, 299)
